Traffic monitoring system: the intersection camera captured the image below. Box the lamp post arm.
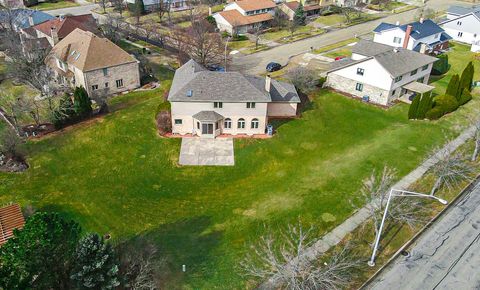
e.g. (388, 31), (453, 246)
(368, 189), (394, 267)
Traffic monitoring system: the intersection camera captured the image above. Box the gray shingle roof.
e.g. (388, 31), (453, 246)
(168, 60), (300, 103)
(192, 111), (224, 122)
(332, 40), (437, 77)
(447, 5), (480, 16)
(373, 20), (445, 40)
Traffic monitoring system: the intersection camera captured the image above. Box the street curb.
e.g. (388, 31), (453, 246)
(359, 174), (480, 290)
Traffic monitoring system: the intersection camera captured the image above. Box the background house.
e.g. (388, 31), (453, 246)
(280, 1), (324, 21)
(0, 8), (54, 31)
(441, 5), (480, 52)
(46, 28), (140, 98)
(0, 0), (24, 8)
(325, 40), (437, 106)
(168, 60), (300, 138)
(213, 0), (276, 35)
(22, 14), (98, 47)
(125, 0), (189, 12)
(373, 19), (451, 54)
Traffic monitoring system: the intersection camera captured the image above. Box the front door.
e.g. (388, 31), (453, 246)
(202, 123), (214, 135)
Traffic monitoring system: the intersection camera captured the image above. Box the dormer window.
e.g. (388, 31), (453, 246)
(356, 68), (365, 76)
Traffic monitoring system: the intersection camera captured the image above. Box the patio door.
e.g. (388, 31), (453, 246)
(202, 123), (214, 135)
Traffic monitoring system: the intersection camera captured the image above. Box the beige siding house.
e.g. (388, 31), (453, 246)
(325, 40), (437, 106)
(168, 60), (301, 138)
(46, 28), (140, 98)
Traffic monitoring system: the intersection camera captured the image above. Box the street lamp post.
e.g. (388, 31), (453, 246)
(367, 188), (448, 267)
(224, 36), (231, 72)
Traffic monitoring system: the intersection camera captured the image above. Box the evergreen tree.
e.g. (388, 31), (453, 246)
(445, 74), (460, 98)
(135, 0), (145, 15)
(71, 234), (120, 290)
(293, 3), (306, 26)
(432, 54), (449, 75)
(0, 213), (81, 290)
(408, 94), (421, 119)
(417, 94), (433, 119)
(73, 86), (92, 118)
(459, 61), (474, 93)
(459, 88), (473, 105)
(52, 93), (76, 128)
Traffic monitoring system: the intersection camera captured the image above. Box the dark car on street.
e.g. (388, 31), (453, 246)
(266, 62), (282, 72)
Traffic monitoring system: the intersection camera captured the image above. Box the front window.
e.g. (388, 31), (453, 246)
(251, 118), (259, 129)
(355, 83), (363, 92)
(246, 102), (256, 108)
(395, 76), (403, 83)
(92, 84), (98, 90)
(238, 118), (245, 129)
(105, 82), (109, 88)
(224, 118), (232, 129)
(175, 119), (182, 125)
(393, 37), (402, 44)
(422, 64), (429, 71)
(357, 68), (365, 76)
(103, 68), (108, 76)
(116, 79), (123, 88)
(214, 102), (223, 108)
(410, 69), (418, 76)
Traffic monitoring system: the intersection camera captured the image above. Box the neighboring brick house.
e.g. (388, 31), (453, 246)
(373, 19), (451, 54)
(22, 14), (98, 47)
(0, 204), (25, 247)
(440, 5), (480, 52)
(213, 0), (276, 35)
(168, 59), (300, 138)
(280, 0), (333, 20)
(46, 28), (140, 98)
(325, 40), (437, 106)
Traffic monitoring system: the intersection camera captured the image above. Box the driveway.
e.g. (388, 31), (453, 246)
(366, 180), (480, 290)
(179, 138), (234, 166)
(231, 0), (466, 75)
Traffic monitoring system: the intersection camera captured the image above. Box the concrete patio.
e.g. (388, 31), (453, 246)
(179, 138), (234, 166)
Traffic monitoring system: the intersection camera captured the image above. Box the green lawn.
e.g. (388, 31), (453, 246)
(314, 14), (346, 26)
(323, 47), (352, 58)
(34, 0), (79, 10)
(0, 47), (478, 288)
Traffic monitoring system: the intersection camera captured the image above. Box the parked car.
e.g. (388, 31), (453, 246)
(207, 64), (225, 72)
(334, 56), (346, 61)
(266, 62), (282, 72)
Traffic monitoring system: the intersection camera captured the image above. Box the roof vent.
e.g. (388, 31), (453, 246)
(186, 90), (193, 97)
(393, 48), (399, 53)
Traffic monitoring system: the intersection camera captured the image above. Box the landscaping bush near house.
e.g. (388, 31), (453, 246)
(233, 35), (248, 41)
(156, 101), (171, 135)
(425, 94), (459, 120)
(459, 88), (473, 106)
(431, 54), (449, 75)
(408, 94), (433, 120)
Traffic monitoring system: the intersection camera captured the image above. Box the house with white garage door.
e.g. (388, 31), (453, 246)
(168, 60), (300, 138)
(440, 5), (480, 51)
(325, 40), (437, 106)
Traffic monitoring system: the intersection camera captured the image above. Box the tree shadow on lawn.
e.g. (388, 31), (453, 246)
(116, 216), (224, 288)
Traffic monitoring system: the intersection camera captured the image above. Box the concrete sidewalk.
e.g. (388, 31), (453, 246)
(261, 126), (476, 289)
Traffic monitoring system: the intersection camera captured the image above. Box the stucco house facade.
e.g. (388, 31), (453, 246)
(325, 40), (437, 106)
(373, 19), (451, 53)
(168, 60), (300, 138)
(46, 28), (140, 98)
(213, 0), (276, 35)
(441, 5), (480, 52)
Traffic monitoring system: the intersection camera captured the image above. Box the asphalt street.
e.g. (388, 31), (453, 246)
(45, 3), (98, 16)
(367, 180), (480, 290)
(230, 0), (466, 75)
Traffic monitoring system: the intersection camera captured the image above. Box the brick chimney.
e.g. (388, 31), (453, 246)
(402, 25), (412, 49)
(51, 26), (59, 45)
(265, 74), (271, 92)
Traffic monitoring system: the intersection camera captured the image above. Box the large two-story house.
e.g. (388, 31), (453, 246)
(213, 0), (276, 35)
(46, 28), (140, 98)
(373, 19), (451, 54)
(168, 60), (300, 137)
(440, 5), (480, 52)
(125, 0), (189, 12)
(325, 40), (438, 106)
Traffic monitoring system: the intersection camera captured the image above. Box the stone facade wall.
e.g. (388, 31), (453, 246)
(83, 61), (140, 98)
(326, 73), (390, 105)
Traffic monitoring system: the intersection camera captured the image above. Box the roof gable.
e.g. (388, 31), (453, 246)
(33, 14), (97, 39)
(373, 19), (445, 39)
(233, 0), (276, 12)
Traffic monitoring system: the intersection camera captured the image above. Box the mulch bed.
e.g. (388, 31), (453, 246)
(0, 154), (28, 173)
(21, 123), (55, 139)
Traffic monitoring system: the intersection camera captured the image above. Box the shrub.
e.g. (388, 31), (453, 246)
(233, 34), (248, 41)
(206, 15), (216, 26)
(408, 94), (421, 119)
(445, 74), (461, 99)
(318, 76), (327, 88)
(459, 61), (474, 92)
(416, 94), (434, 119)
(459, 88), (472, 106)
(0, 129), (25, 162)
(426, 94), (459, 120)
(432, 54), (449, 75)
(286, 67), (317, 93)
(425, 106), (444, 120)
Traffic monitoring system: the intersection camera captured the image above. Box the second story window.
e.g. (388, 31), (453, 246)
(457, 21), (462, 25)
(214, 102), (223, 108)
(393, 37), (402, 44)
(356, 68), (365, 76)
(224, 118), (232, 129)
(92, 84), (98, 91)
(395, 76), (403, 83)
(246, 102), (256, 108)
(103, 68), (108, 76)
(116, 79), (123, 88)
(422, 64), (429, 71)
(410, 69), (418, 76)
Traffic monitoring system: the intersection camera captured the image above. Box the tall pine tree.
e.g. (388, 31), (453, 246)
(293, 3), (306, 26)
(408, 94), (421, 119)
(445, 74), (461, 98)
(459, 61), (474, 93)
(73, 86), (92, 118)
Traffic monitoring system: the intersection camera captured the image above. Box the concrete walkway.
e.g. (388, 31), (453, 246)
(179, 138), (234, 166)
(261, 126), (476, 289)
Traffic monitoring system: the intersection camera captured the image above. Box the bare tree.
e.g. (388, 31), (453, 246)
(0, 128), (25, 162)
(170, 17), (225, 67)
(99, 0), (107, 14)
(251, 24), (264, 50)
(341, 0), (361, 24)
(428, 144), (475, 196)
(152, 0), (170, 23)
(286, 67), (318, 93)
(239, 223), (360, 290)
(100, 14), (125, 43)
(111, 0), (125, 17)
(468, 111), (480, 161)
